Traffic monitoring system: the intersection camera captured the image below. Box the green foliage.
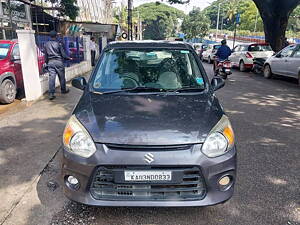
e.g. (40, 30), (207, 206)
(181, 8), (210, 39)
(203, 0), (264, 32)
(288, 4), (300, 32)
(51, 0), (79, 20)
(136, 2), (184, 40)
(61, 0), (79, 20)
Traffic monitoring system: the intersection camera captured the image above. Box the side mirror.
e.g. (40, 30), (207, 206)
(11, 55), (20, 61)
(72, 77), (87, 90)
(211, 77), (225, 91)
(275, 54), (282, 58)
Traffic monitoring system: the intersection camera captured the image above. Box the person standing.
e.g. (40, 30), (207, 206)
(90, 37), (96, 67)
(44, 31), (71, 100)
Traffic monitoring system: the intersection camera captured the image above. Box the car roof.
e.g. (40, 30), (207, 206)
(0, 39), (17, 44)
(106, 41), (194, 50)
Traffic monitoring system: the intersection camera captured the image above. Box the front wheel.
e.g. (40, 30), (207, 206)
(264, 65), (273, 79)
(0, 79), (16, 104)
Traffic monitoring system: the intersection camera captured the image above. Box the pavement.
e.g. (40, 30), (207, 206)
(0, 66), (299, 225)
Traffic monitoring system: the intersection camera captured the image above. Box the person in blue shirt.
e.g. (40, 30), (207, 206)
(214, 40), (232, 75)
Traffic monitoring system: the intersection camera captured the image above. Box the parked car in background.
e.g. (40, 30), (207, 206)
(198, 44), (208, 60)
(0, 40), (45, 104)
(264, 44), (300, 85)
(202, 44), (221, 64)
(229, 43), (274, 72)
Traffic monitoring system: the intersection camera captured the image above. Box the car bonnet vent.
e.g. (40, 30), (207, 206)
(104, 144), (193, 151)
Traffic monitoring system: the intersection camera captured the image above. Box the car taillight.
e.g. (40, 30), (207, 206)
(245, 52), (253, 58)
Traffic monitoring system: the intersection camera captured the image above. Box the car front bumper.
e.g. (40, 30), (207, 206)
(62, 144), (237, 207)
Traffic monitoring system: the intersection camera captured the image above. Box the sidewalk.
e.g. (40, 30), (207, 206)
(0, 72), (90, 225)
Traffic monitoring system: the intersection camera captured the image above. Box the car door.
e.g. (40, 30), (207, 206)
(285, 45), (300, 78)
(229, 45), (240, 67)
(271, 45), (296, 75)
(278, 45), (297, 75)
(10, 44), (23, 88)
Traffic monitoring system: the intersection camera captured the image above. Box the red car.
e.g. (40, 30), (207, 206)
(0, 40), (45, 104)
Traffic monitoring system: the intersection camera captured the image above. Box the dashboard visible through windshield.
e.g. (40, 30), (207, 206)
(91, 48), (206, 93)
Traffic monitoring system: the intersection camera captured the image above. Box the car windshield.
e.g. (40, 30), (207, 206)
(248, 44), (272, 52)
(92, 48), (206, 93)
(0, 44), (11, 59)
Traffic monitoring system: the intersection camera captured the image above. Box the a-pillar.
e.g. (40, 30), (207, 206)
(16, 30), (42, 101)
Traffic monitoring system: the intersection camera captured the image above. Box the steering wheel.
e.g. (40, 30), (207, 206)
(122, 75), (140, 88)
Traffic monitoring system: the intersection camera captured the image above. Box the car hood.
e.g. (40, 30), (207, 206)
(74, 93), (223, 145)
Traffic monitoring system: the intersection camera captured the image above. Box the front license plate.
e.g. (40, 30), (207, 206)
(124, 171), (172, 182)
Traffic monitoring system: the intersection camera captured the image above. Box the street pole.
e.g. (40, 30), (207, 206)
(254, 9), (258, 33)
(127, 0), (133, 40)
(233, 21), (237, 49)
(216, 2), (221, 41)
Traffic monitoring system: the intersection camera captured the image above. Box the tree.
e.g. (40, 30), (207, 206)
(287, 5), (300, 32)
(181, 8), (210, 39)
(252, 0), (300, 51)
(168, 0), (300, 51)
(47, 0), (79, 20)
(136, 2), (184, 40)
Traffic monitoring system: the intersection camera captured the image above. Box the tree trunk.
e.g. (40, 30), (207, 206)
(262, 14), (289, 52)
(253, 0), (300, 52)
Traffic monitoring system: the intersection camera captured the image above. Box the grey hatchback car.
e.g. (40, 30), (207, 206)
(62, 41), (237, 207)
(264, 44), (300, 85)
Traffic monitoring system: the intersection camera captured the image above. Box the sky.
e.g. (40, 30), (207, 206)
(115, 0), (215, 14)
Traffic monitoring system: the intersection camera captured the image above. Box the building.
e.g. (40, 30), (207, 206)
(0, 0), (31, 39)
(76, 0), (114, 24)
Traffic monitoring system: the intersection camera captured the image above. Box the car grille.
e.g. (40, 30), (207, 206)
(90, 166), (206, 201)
(104, 144), (193, 151)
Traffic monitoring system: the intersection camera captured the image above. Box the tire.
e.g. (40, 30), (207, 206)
(0, 79), (16, 104)
(239, 60), (246, 72)
(264, 64), (273, 79)
(208, 56), (212, 64)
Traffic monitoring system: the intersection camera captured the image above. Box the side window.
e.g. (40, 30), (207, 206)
(292, 47), (300, 58)
(280, 45), (296, 57)
(12, 44), (20, 57)
(240, 45), (248, 51)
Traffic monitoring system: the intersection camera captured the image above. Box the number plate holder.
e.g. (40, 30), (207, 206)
(114, 170), (183, 184)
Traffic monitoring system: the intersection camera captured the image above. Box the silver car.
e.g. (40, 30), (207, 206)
(264, 44), (300, 85)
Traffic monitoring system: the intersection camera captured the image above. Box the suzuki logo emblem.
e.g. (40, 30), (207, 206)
(144, 153), (154, 164)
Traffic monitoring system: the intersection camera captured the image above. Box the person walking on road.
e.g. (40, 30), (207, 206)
(45, 31), (71, 100)
(90, 37), (96, 67)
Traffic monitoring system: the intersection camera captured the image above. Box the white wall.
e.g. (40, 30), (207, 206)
(40, 61), (91, 94)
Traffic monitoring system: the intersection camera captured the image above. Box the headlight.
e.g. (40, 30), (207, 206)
(202, 115), (235, 158)
(63, 115), (96, 158)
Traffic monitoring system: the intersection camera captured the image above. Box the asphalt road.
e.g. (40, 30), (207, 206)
(3, 64), (299, 225)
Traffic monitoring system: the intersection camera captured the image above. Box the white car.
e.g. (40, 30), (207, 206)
(202, 44), (221, 64)
(264, 44), (300, 85)
(229, 43), (274, 72)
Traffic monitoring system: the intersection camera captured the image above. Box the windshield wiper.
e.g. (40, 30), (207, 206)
(171, 87), (205, 93)
(93, 87), (168, 95)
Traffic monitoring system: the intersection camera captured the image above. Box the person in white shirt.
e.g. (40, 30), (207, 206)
(90, 37), (96, 66)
